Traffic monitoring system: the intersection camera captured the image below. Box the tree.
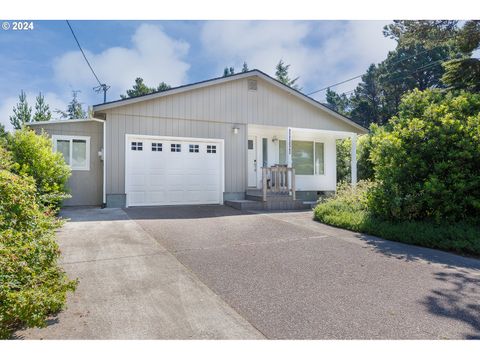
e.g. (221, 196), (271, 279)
(325, 88), (350, 115)
(33, 92), (52, 122)
(383, 20), (480, 92)
(349, 64), (383, 126)
(9, 90), (32, 130)
(242, 62), (249, 72)
(368, 89), (480, 222)
(223, 67), (235, 77)
(0, 123), (7, 138)
(275, 60), (300, 89)
(56, 91), (86, 119)
(156, 82), (171, 92)
(121, 78), (171, 99)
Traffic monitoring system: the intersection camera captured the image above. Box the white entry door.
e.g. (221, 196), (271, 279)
(247, 136), (257, 187)
(125, 135), (223, 207)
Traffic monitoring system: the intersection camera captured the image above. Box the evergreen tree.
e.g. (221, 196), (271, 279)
(56, 91), (86, 119)
(242, 62), (249, 72)
(0, 123), (6, 138)
(156, 82), (171, 92)
(223, 67), (235, 77)
(325, 88), (350, 115)
(275, 60), (300, 89)
(33, 92), (52, 122)
(349, 64), (383, 126)
(9, 90), (32, 130)
(121, 78), (155, 99)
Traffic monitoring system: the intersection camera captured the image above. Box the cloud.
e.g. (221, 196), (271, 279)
(200, 20), (396, 98)
(0, 92), (68, 132)
(54, 23), (191, 101)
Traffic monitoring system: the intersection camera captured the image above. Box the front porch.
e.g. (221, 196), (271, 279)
(226, 124), (358, 211)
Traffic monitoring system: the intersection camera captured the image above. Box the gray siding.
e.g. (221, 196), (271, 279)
(98, 76), (361, 199)
(31, 121), (103, 206)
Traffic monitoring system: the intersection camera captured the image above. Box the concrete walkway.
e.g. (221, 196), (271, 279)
(16, 207), (264, 339)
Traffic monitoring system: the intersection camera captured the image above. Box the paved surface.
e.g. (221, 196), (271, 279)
(126, 205), (480, 339)
(16, 207), (264, 339)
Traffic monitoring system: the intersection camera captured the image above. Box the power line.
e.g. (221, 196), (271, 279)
(65, 20), (110, 103)
(307, 47), (441, 96)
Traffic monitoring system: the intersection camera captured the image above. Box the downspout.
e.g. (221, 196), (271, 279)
(93, 117), (107, 208)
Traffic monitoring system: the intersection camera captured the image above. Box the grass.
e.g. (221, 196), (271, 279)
(313, 183), (480, 257)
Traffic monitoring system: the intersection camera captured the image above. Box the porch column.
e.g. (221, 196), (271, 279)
(286, 127), (293, 168)
(351, 133), (357, 186)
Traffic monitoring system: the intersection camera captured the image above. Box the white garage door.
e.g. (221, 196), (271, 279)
(125, 135), (223, 207)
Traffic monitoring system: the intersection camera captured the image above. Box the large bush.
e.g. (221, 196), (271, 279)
(7, 128), (71, 210)
(0, 144), (76, 339)
(336, 134), (374, 183)
(368, 90), (480, 222)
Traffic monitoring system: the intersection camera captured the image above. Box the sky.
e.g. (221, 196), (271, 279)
(0, 20), (396, 131)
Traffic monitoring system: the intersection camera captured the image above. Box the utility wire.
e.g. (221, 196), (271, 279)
(66, 20), (110, 102)
(307, 47), (441, 96)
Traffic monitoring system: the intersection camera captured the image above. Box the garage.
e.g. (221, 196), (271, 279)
(125, 135), (224, 207)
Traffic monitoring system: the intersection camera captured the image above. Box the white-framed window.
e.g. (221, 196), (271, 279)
(52, 135), (90, 171)
(207, 145), (217, 154)
(189, 144), (199, 153)
(171, 143), (181, 152)
(152, 142), (162, 152)
(292, 140), (325, 175)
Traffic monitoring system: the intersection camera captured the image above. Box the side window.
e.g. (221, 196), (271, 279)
(131, 141), (143, 151)
(152, 143), (162, 152)
(207, 145), (217, 154)
(189, 144), (199, 153)
(53, 135), (90, 171)
(171, 143), (181, 152)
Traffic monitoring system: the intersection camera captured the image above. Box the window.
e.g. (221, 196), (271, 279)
(152, 143), (162, 152)
(53, 135), (90, 171)
(292, 141), (314, 175)
(248, 139), (254, 150)
(291, 141), (325, 175)
(262, 138), (268, 167)
(189, 144), (199, 153)
(207, 145), (216, 154)
(315, 142), (325, 175)
(279, 140), (286, 165)
(171, 143), (181, 152)
(131, 141), (143, 151)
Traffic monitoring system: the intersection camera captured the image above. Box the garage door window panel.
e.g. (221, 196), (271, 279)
(171, 144), (181, 152)
(152, 143), (162, 152)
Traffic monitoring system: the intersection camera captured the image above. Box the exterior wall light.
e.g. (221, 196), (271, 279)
(272, 135), (278, 143)
(233, 126), (240, 134)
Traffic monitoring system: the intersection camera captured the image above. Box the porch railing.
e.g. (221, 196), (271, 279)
(261, 165), (296, 202)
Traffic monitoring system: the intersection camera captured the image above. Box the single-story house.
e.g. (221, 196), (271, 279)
(29, 69), (367, 209)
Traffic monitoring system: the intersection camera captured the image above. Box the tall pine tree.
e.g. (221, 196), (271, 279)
(275, 60), (300, 89)
(9, 90), (32, 129)
(56, 91), (86, 119)
(33, 92), (52, 122)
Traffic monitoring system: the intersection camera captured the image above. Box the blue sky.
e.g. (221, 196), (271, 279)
(0, 20), (396, 130)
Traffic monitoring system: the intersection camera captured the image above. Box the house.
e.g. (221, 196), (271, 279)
(29, 69), (367, 209)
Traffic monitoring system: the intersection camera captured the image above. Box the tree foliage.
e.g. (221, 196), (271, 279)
(7, 128), (71, 210)
(0, 141), (76, 339)
(223, 67), (235, 77)
(367, 89), (480, 222)
(241, 62), (249, 73)
(275, 60), (300, 89)
(9, 90), (31, 130)
(384, 20), (480, 92)
(121, 78), (171, 99)
(56, 91), (86, 119)
(33, 92), (52, 122)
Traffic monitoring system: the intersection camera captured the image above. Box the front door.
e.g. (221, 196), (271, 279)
(247, 136), (257, 187)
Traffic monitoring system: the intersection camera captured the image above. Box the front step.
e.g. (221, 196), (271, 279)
(225, 198), (312, 211)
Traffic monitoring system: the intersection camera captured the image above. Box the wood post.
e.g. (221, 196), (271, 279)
(262, 167), (267, 202)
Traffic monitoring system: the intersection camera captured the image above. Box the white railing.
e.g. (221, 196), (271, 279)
(261, 165), (296, 202)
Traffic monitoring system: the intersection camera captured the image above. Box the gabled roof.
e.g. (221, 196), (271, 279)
(93, 69), (367, 133)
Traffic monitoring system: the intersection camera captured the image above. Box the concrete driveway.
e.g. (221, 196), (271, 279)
(126, 205), (480, 340)
(16, 207), (263, 339)
(17, 205), (480, 339)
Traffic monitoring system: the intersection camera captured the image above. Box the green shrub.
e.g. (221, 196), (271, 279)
(314, 182), (480, 256)
(368, 90), (480, 222)
(0, 165), (76, 339)
(7, 128), (71, 210)
(336, 134), (375, 184)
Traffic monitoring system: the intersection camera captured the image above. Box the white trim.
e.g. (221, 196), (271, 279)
(52, 135), (91, 171)
(26, 118), (105, 126)
(124, 134), (225, 208)
(102, 120), (106, 205)
(93, 70), (368, 134)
